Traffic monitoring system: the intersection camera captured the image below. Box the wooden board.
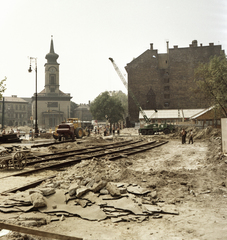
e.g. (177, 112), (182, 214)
(0, 221), (83, 240)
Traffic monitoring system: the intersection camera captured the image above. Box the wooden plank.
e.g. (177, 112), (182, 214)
(0, 221), (83, 240)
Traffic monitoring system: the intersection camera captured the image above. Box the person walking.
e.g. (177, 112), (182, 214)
(112, 125), (115, 136)
(117, 127), (120, 136)
(188, 130), (193, 144)
(181, 129), (187, 144)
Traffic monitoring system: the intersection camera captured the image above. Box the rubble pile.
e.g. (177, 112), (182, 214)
(0, 179), (178, 228)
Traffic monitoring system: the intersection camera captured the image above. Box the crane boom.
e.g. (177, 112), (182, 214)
(109, 58), (151, 123)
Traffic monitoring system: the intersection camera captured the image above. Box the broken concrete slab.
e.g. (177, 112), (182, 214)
(68, 182), (80, 196)
(0, 207), (21, 213)
(21, 219), (46, 227)
(74, 199), (89, 208)
(118, 187), (127, 194)
(111, 216), (129, 223)
(127, 185), (151, 195)
(18, 212), (48, 224)
(142, 204), (162, 213)
(99, 189), (109, 195)
(142, 204), (179, 215)
(90, 180), (107, 193)
(116, 183), (129, 188)
(86, 179), (95, 189)
(81, 191), (107, 205)
(104, 210), (130, 218)
(102, 195), (128, 200)
(76, 186), (89, 198)
(103, 196), (144, 215)
(38, 188), (56, 196)
(161, 205), (179, 215)
(127, 214), (148, 223)
(0, 211), (20, 220)
(39, 189), (107, 221)
(15, 205), (35, 212)
(106, 182), (121, 197)
(42, 202), (107, 221)
(30, 193), (47, 208)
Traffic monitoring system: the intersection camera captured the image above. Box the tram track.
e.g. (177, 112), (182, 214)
(0, 139), (168, 194)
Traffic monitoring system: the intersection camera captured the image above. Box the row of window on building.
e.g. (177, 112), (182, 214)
(0, 104), (27, 111)
(7, 113), (26, 118)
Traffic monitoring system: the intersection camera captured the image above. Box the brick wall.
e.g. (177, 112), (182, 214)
(125, 40), (224, 122)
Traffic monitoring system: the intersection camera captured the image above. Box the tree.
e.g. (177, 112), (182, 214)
(111, 90), (128, 118)
(0, 77), (6, 100)
(90, 91), (125, 123)
(194, 54), (227, 117)
(70, 101), (78, 117)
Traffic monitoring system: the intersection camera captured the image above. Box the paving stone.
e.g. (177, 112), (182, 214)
(91, 180), (107, 193)
(100, 189), (109, 195)
(118, 187), (127, 194)
(76, 186), (89, 198)
(30, 193), (47, 208)
(106, 182), (121, 197)
(75, 199), (89, 208)
(39, 188), (56, 196)
(68, 182), (80, 196)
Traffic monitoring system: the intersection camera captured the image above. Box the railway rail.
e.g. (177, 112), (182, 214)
(1, 139), (168, 194)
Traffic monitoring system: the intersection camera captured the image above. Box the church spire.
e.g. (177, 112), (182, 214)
(45, 35), (59, 64)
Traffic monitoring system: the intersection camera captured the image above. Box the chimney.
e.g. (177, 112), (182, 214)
(150, 43), (153, 50)
(192, 40), (198, 47)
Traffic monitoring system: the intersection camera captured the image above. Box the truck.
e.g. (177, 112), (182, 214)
(139, 123), (175, 135)
(57, 123), (75, 141)
(53, 118), (84, 141)
(109, 58), (175, 135)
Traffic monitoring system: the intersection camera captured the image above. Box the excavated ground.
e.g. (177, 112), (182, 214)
(1, 127), (227, 240)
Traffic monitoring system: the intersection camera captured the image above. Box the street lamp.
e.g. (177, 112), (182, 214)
(28, 57), (38, 137)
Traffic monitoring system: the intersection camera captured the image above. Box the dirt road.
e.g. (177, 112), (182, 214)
(2, 129), (227, 240)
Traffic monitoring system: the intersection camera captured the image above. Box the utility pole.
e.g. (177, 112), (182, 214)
(2, 97), (5, 130)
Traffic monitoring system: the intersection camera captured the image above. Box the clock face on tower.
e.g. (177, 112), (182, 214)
(49, 67), (56, 73)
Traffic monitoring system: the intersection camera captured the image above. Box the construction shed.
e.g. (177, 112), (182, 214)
(139, 109), (205, 127)
(190, 106), (223, 128)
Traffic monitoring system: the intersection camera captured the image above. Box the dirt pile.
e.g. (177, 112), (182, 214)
(171, 126), (221, 140)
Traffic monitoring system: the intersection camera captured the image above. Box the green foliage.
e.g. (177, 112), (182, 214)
(111, 90), (128, 117)
(194, 54), (227, 117)
(0, 77), (7, 100)
(90, 91), (125, 123)
(70, 101), (78, 117)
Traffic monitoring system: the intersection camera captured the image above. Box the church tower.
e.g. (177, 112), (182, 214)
(44, 36), (60, 94)
(32, 36), (72, 129)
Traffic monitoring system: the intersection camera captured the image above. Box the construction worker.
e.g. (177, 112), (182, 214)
(181, 129), (187, 144)
(188, 130), (193, 144)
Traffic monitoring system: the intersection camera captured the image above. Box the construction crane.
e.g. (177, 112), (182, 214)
(109, 57), (175, 135)
(109, 57), (151, 124)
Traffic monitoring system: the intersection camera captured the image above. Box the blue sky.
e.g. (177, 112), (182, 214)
(0, 0), (227, 104)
